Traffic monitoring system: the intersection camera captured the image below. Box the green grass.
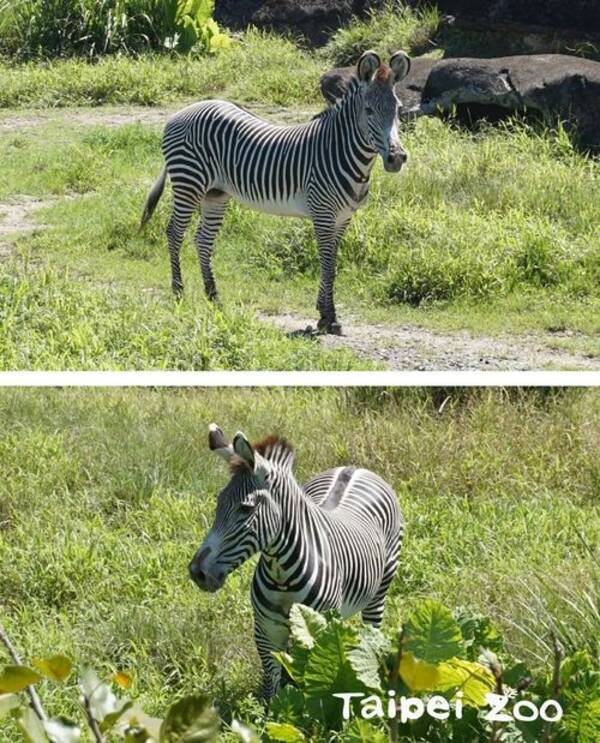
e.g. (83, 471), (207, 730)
(0, 387), (598, 737)
(0, 31), (324, 108)
(0, 16), (599, 368)
(321, 0), (442, 65)
(1, 108), (598, 369)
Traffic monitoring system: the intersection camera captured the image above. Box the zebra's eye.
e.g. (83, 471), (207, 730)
(365, 106), (374, 115)
(239, 502), (255, 515)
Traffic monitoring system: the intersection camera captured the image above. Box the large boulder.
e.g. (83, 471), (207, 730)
(214, 1), (386, 44)
(321, 54), (600, 148)
(425, 1), (600, 35)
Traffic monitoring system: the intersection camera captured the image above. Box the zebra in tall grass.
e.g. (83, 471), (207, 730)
(141, 50), (411, 335)
(189, 424), (403, 699)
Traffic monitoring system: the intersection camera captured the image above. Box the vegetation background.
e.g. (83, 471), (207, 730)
(0, 387), (599, 739)
(0, 2), (598, 369)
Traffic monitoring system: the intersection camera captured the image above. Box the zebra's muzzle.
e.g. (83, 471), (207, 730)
(189, 546), (225, 592)
(189, 563), (225, 592)
(384, 148), (407, 173)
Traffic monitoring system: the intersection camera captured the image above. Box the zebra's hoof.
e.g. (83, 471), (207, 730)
(318, 320), (342, 336)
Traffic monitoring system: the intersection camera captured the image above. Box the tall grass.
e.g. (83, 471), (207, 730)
(0, 0), (227, 59)
(323, 1), (441, 66)
(0, 387), (598, 735)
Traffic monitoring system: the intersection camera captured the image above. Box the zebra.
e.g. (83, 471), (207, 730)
(188, 423), (403, 700)
(141, 50), (411, 335)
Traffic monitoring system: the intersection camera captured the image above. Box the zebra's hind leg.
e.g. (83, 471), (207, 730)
(195, 192), (230, 301)
(361, 555), (400, 627)
(166, 195), (197, 297)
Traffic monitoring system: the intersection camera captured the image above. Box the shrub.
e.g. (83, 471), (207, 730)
(0, 0), (230, 59)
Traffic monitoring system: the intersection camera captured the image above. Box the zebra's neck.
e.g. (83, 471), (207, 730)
(325, 79), (378, 182)
(262, 468), (328, 585)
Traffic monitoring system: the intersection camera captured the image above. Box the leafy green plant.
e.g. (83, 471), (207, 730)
(0, 0), (230, 58)
(157, 0), (231, 54)
(265, 601), (600, 742)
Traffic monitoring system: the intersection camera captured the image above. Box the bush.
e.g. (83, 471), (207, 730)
(323, 1), (441, 67)
(0, 0), (230, 59)
(2, 599), (598, 741)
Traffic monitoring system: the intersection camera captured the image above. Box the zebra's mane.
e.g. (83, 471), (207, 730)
(230, 435), (295, 474)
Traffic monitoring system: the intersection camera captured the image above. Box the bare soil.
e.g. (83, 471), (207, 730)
(261, 312), (600, 371)
(0, 196), (53, 259)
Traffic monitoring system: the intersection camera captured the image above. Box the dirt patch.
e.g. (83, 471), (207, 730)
(0, 196), (53, 259)
(0, 103), (317, 133)
(261, 312), (600, 371)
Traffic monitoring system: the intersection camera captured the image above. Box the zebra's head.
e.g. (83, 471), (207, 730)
(356, 49), (411, 172)
(189, 424), (291, 593)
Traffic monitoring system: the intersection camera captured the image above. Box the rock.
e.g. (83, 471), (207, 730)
(214, 1), (386, 45)
(321, 54), (600, 149)
(425, 1), (600, 36)
(321, 56), (437, 111)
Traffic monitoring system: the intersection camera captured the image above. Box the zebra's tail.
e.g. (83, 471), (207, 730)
(140, 167), (167, 229)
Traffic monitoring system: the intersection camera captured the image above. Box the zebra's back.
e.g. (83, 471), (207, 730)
(162, 100), (321, 216)
(304, 466), (402, 537)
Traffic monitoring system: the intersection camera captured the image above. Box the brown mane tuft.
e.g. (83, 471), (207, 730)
(229, 435), (294, 475)
(374, 63), (393, 84)
(254, 435), (293, 456)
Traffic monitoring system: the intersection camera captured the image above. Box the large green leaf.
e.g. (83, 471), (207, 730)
(273, 643), (313, 687)
(120, 702), (163, 740)
(270, 685), (305, 724)
(403, 600), (464, 664)
(44, 718), (81, 742)
(346, 625), (390, 693)
(455, 609), (503, 659)
(264, 722), (305, 742)
(17, 707), (47, 743)
(32, 655), (73, 684)
(0, 665), (42, 694)
(436, 658), (495, 706)
(79, 668), (122, 725)
(344, 719), (388, 743)
(230, 718), (259, 743)
(563, 697), (600, 742)
(0, 693), (21, 718)
(160, 694), (219, 742)
(302, 620), (363, 728)
(289, 604), (327, 650)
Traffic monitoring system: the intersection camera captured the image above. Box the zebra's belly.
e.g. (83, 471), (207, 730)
(224, 188), (310, 218)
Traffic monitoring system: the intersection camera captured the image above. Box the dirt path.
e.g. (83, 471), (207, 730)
(0, 102), (317, 132)
(261, 312), (600, 371)
(0, 196), (54, 259)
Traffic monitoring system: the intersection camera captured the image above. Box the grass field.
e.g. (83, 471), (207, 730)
(0, 18), (599, 370)
(0, 387), (598, 738)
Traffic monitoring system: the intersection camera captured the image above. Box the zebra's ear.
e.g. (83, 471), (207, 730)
(208, 423), (234, 462)
(357, 50), (381, 83)
(233, 431), (255, 470)
(389, 51), (411, 83)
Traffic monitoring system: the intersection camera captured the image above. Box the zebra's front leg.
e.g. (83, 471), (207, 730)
(254, 617), (290, 702)
(195, 194), (229, 302)
(313, 215), (350, 335)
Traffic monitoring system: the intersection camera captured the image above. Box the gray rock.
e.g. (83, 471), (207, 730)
(214, 1), (386, 45)
(424, 1), (600, 35)
(321, 54), (600, 148)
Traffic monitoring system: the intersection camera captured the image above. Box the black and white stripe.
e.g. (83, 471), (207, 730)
(189, 426), (403, 699)
(142, 50), (411, 334)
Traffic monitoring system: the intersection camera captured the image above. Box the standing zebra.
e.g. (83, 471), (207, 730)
(189, 424), (403, 700)
(141, 50), (411, 334)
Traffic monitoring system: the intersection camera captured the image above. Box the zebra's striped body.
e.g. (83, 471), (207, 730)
(142, 50), (411, 334)
(189, 426), (403, 699)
